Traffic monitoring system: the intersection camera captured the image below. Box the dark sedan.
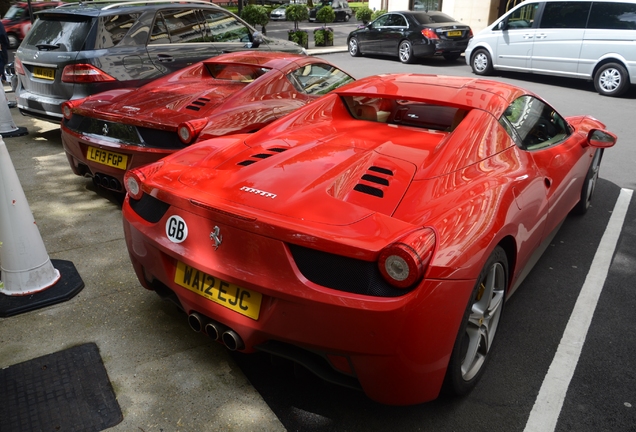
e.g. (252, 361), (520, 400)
(348, 11), (472, 63)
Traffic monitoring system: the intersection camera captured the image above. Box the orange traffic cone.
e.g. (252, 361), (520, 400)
(0, 82), (27, 138)
(0, 137), (84, 317)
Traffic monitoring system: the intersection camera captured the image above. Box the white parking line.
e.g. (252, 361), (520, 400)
(524, 188), (633, 432)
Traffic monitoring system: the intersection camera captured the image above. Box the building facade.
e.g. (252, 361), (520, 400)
(366, 0), (525, 33)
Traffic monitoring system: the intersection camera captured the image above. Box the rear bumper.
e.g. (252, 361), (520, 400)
(122, 197), (476, 405)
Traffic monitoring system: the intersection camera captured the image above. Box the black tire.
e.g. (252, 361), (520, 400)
(471, 48), (494, 76)
(348, 37), (361, 57)
(571, 149), (603, 215)
(443, 246), (507, 396)
(444, 53), (461, 62)
(594, 62), (629, 97)
(398, 40), (414, 64)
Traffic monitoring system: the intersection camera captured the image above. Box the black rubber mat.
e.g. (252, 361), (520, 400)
(0, 343), (123, 432)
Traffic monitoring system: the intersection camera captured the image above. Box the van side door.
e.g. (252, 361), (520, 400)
(531, 1), (591, 76)
(495, 2), (542, 71)
(578, 2), (636, 79)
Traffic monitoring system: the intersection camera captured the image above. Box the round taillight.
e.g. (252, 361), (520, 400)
(124, 171), (143, 200)
(178, 124), (194, 144)
(177, 118), (209, 144)
(61, 103), (73, 120)
(378, 228), (436, 289)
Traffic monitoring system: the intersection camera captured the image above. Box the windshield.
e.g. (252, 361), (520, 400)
(22, 15), (93, 52)
(3, 5), (27, 20)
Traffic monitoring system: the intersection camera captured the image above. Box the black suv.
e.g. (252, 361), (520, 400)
(309, 0), (352, 22)
(15, 0), (305, 123)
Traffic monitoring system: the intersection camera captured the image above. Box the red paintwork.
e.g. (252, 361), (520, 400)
(121, 74), (615, 405)
(61, 51), (353, 190)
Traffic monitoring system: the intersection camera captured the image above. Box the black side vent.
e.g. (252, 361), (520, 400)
(237, 147), (288, 166)
(361, 174), (389, 186)
(353, 184), (383, 197)
(369, 166), (393, 176)
(186, 98), (211, 111)
(129, 193), (170, 223)
(353, 166), (394, 198)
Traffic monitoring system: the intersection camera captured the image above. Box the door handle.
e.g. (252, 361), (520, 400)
(156, 54), (174, 63)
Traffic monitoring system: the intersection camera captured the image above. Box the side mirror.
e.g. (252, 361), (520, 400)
(496, 19), (509, 31)
(251, 31), (263, 48)
(588, 129), (617, 148)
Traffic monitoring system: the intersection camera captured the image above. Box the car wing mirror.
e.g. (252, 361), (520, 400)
(587, 129), (617, 148)
(251, 31), (263, 48)
(496, 19), (508, 31)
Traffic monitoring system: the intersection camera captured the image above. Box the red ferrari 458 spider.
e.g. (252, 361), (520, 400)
(121, 74), (616, 405)
(60, 52), (354, 193)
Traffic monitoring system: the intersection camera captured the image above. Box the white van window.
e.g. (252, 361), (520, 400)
(588, 2), (636, 29)
(505, 3), (539, 28)
(540, 2), (591, 28)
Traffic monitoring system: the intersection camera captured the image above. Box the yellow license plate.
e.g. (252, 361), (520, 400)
(447, 30), (462, 37)
(33, 66), (55, 80)
(86, 146), (128, 169)
(174, 261), (262, 320)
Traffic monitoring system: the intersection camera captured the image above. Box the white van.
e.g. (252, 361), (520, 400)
(465, 0), (636, 96)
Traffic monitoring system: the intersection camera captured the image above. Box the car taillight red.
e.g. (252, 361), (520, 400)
(124, 162), (164, 200)
(421, 28), (439, 39)
(378, 228), (436, 289)
(14, 57), (25, 75)
(61, 98), (87, 120)
(62, 64), (116, 83)
(177, 118), (209, 144)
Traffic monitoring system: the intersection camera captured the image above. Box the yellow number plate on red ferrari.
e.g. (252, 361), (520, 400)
(33, 66), (55, 80)
(86, 146), (128, 169)
(174, 261), (262, 320)
(447, 30), (462, 37)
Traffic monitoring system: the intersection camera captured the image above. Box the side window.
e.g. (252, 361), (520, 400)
(505, 3), (539, 29)
(371, 14), (391, 28)
(97, 13), (140, 48)
(540, 2), (591, 28)
(388, 15), (407, 27)
(200, 10), (251, 42)
(501, 96), (570, 150)
(149, 9), (205, 44)
(287, 64), (355, 95)
(588, 2), (636, 29)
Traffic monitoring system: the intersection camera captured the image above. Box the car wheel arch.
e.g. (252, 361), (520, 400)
(592, 58), (631, 96)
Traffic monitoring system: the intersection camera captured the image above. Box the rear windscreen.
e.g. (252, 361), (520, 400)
(22, 15), (93, 52)
(342, 96), (467, 131)
(206, 63), (270, 82)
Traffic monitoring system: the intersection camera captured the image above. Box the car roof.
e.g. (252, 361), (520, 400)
(41, 0), (222, 17)
(336, 74), (529, 117)
(208, 51), (323, 70)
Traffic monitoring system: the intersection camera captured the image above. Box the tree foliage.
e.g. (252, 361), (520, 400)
(286, 4), (309, 30)
(355, 5), (373, 24)
(241, 4), (270, 28)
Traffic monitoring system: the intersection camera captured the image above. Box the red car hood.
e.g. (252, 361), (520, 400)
(166, 123), (441, 226)
(84, 80), (246, 128)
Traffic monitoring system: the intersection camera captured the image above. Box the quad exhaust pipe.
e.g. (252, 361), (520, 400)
(188, 312), (245, 351)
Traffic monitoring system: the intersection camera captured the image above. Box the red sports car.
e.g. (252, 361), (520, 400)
(121, 74), (616, 405)
(60, 52), (354, 192)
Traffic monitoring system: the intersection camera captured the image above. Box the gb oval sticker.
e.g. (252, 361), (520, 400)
(166, 215), (188, 243)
